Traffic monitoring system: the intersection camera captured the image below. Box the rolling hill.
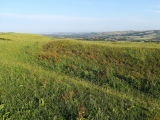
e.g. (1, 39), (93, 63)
(0, 33), (160, 119)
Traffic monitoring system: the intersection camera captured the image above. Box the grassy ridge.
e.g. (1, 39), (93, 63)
(39, 40), (160, 98)
(0, 33), (160, 119)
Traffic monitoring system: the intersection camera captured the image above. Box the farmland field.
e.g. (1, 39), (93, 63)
(0, 33), (160, 119)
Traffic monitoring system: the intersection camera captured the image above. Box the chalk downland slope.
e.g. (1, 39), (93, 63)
(0, 33), (160, 119)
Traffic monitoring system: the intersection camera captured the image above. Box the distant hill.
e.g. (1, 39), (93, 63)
(45, 30), (160, 42)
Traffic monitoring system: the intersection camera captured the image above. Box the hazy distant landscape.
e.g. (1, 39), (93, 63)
(47, 30), (160, 42)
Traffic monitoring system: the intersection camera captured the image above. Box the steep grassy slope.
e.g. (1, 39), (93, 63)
(0, 33), (160, 119)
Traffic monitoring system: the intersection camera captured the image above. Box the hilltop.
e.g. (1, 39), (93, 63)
(0, 33), (160, 119)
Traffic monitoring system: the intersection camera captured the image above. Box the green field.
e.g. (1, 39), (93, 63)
(0, 33), (160, 119)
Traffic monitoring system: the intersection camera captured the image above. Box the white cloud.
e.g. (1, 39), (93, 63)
(153, 5), (160, 8)
(0, 13), (104, 22)
(0, 13), (71, 20)
(145, 10), (160, 13)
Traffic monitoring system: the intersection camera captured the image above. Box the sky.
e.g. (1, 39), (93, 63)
(0, 0), (160, 33)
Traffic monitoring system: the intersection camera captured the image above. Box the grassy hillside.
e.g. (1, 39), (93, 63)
(0, 33), (160, 119)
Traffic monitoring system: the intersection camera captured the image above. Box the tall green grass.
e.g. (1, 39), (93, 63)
(0, 33), (160, 119)
(38, 40), (160, 98)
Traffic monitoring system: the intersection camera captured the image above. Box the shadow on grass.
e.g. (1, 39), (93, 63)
(0, 38), (13, 41)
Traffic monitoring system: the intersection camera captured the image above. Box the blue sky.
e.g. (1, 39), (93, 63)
(0, 0), (160, 33)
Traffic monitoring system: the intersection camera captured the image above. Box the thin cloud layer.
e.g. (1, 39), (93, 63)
(1, 12), (160, 33)
(145, 10), (160, 13)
